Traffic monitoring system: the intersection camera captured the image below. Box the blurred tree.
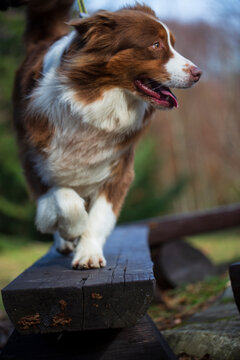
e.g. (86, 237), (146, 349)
(0, 11), (36, 237)
(0, 122), (36, 236)
(119, 138), (188, 223)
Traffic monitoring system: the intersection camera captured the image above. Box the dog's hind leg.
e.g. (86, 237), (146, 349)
(54, 231), (77, 254)
(35, 187), (88, 241)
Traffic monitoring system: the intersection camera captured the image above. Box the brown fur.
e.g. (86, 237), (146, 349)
(13, 1), (75, 198)
(102, 148), (135, 215)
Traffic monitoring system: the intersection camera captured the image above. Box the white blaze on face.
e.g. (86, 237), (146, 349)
(159, 21), (197, 88)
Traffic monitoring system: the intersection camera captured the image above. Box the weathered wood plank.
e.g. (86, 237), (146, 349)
(229, 262), (240, 314)
(146, 203), (240, 247)
(0, 315), (177, 360)
(1, 226), (155, 334)
(152, 239), (215, 289)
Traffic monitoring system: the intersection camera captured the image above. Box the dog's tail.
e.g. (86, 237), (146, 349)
(1, 0), (74, 49)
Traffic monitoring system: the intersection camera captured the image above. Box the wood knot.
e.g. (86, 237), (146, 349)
(18, 313), (40, 330)
(59, 299), (67, 311)
(91, 293), (103, 300)
(50, 299), (72, 327)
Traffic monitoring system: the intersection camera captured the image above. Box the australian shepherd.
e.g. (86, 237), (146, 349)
(11, 0), (201, 269)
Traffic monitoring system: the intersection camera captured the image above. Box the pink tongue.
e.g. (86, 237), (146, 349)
(135, 80), (178, 108)
(161, 89), (178, 108)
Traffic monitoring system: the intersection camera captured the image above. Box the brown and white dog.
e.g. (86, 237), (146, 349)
(13, 0), (201, 269)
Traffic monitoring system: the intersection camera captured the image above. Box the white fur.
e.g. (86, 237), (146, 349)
(72, 195), (116, 269)
(33, 146), (114, 193)
(43, 31), (76, 74)
(82, 89), (148, 132)
(54, 231), (75, 253)
(36, 187), (88, 240)
(28, 69), (78, 128)
(158, 21), (196, 88)
(30, 69), (147, 132)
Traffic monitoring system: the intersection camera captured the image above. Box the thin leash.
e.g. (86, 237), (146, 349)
(77, 0), (88, 18)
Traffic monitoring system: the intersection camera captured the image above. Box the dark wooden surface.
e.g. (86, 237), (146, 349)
(152, 239), (215, 289)
(229, 262), (240, 314)
(145, 203), (240, 247)
(2, 226), (155, 334)
(0, 315), (177, 360)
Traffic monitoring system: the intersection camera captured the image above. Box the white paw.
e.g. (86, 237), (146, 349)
(36, 187), (88, 241)
(72, 241), (106, 270)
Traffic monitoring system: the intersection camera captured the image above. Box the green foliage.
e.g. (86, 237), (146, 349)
(187, 228), (240, 265)
(0, 122), (36, 236)
(0, 11), (24, 107)
(119, 138), (188, 222)
(148, 273), (229, 328)
(0, 11), (36, 237)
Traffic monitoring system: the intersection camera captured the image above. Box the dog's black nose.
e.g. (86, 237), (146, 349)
(190, 66), (202, 82)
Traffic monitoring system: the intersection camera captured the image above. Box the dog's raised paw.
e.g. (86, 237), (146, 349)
(36, 187), (88, 240)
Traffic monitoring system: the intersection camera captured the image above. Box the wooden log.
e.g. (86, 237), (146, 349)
(152, 239), (215, 289)
(1, 226), (155, 334)
(0, 315), (177, 360)
(229, 262), (240, 314)
(147, 203), (240, 247)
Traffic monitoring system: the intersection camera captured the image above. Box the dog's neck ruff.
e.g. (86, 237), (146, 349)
(31, 35), (148, 134)
(43, 31), (76, 74)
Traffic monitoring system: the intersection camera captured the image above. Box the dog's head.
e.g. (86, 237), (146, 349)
(66, 4), (202, 109)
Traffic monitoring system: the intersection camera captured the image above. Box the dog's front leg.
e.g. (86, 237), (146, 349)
(71, 194), (116, 269)
(72, 149), (135, 270)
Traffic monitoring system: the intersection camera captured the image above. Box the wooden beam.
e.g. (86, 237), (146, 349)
(229, 263), (240, 315)
(0, 315), (177, 360)
(145, 203), (240, 247)
(1, 226), (155, 334)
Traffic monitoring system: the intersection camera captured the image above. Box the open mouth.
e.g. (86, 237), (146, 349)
(134, 78), (178, 108)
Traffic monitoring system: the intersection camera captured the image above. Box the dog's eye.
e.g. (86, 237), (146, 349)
(152, 41), (160, 49)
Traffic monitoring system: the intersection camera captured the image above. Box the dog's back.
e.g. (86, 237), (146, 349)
(13, 0), (75, 197)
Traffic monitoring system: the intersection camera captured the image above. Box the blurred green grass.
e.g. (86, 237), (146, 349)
(0, 235), (50, 310)
(187, 228), (240, 265)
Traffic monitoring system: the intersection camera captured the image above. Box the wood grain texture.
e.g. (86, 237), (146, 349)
(2, 226), (155, 334)
(0, 315), (177, 360)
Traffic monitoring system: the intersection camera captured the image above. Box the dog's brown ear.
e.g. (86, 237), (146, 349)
(68, 11), (116, 35)
(95, 11), (117, 30)
(67, 18), (91, 35)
